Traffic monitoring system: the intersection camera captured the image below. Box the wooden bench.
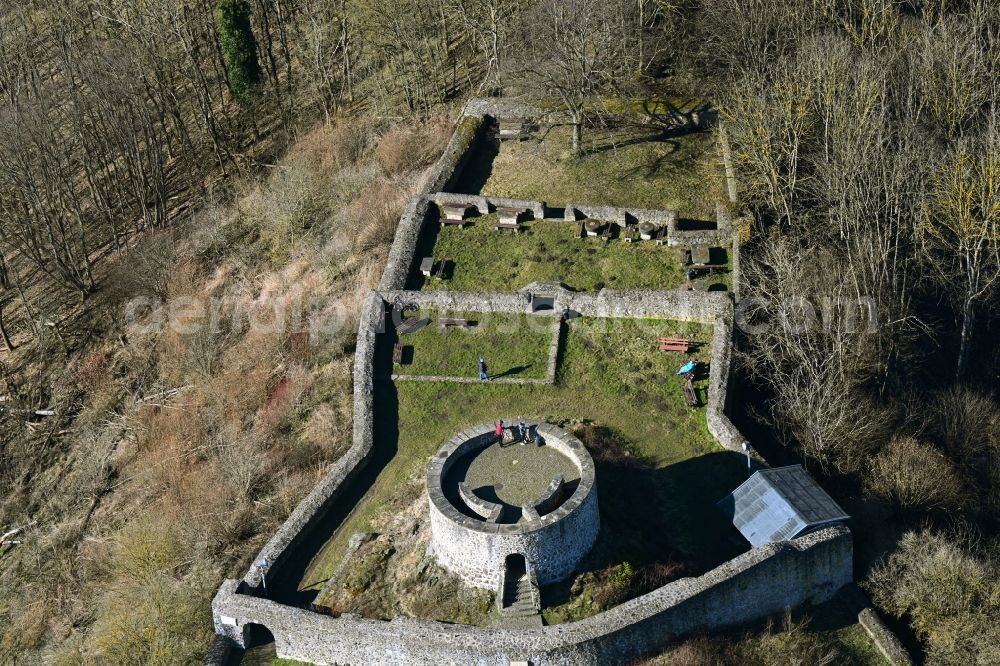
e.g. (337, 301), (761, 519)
(440, 318), (472, 330)
(396, 317), (429, 335)
(441, 204), (470, 226)
(434, 258), (449, 280)
(393, 343), (404, 364)
(659, 337), (690, 353)
(653, 227), (668, 246)
(683, 379), (698, 407)
(623, 225), (639, 243)
(600, 223), (614, 242)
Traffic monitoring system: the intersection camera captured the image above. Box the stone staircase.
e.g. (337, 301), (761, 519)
(496, 558), (543, 628)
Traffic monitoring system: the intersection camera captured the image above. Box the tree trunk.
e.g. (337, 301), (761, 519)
(0, 302), (12, 352)
(955, 298), (973, 381)
(572, 119), (582, 156)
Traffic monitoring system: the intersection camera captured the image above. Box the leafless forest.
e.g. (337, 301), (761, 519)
(0, 1), (998, 664)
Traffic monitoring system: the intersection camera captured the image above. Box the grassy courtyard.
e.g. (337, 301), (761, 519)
(394, 310), (554, 380)
(454, 123), (726, 217)
(298, 317), (748, 617)
(420, 214), (714, 292)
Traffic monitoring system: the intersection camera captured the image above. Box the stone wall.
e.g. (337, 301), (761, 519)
(430, 192), (548, 219)
(564, 204), (676, 228)
(462, 97), (546, 122)
(566, 288), (731, 322)
(381, 287), (732, 324)
(379, 196), (433, 292)
(380, 114), (488, 291)
(235, 290), (382, 590)
(212, 526), (851, 665)
(858, 607), (914, 666)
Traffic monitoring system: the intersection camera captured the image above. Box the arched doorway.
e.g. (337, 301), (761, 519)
(501, 553), (528, 610)
(241, 622), (275, 649)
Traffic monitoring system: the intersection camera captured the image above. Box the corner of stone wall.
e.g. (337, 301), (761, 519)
(237, 290), (384, 590)
(705, 308), (753, 455)
(204, 633), (235, 665)
(379, 110), (489, 292)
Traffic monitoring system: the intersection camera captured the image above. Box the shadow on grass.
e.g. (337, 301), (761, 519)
(269, 335), (400, 607)
(406, 205), (443, 290)
(676, 218), (718, 231)
(492, 364), (534, 379)
(451, 133), (500, 195)
(580, 131), (672, 157)
(541, 426), (751, 609)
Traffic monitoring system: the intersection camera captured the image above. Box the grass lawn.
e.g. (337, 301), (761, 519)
(395, 310), (554, 380)
(298, 317), (748, 614)
(453, 124), (726, 217)
(418, 214), (726, 292)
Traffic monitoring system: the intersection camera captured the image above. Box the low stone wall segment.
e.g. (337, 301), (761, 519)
(858, 607), (914, 666)
(458, 482), (504, 522)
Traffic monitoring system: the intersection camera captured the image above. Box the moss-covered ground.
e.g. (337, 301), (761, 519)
(453, 123), (726, 217)
(394, 310), (554, 380)
(418, 214), (722, 292)
(297, 317), (748, 619)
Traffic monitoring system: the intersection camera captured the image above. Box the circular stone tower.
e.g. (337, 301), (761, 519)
(426, 421), (599, 589)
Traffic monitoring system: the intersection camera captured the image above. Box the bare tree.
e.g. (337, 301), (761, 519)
(447, 0), (523, 95)
(921, 128), (1000, 380)
(513, 0), (633, 155)
(737, 235), (891, 472)
(868, 436), (967, 511)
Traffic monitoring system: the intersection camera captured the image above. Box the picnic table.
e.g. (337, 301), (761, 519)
(496, 206), (528, 231)
(682, 378), (698, 407)
(638, 222), (657, 240)
(441, 204), (470, 226)
(420, 256), (434, 277)
(434, 258), (449, 280)
(498, 117), (534, 141)
(659, 337), (690, 353)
